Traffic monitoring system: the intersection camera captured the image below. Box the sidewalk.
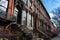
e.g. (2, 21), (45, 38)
(51, 34), (60, 40)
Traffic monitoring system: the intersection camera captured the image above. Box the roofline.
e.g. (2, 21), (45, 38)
(39, 0), (51, 19)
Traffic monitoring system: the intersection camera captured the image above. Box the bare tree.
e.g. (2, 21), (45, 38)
(51, 7), (60, 33)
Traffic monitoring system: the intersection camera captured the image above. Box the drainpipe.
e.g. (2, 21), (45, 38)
(7, 0), (13, 19)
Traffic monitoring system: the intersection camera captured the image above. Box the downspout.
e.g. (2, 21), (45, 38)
(7, 0), (13, 19)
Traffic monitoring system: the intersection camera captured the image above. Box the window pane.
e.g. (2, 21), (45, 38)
(0, 0), (8, 18)
(29, 1), (32, 8)
(29, 14), (31, 26)
(22, 10), (27, 25)
(0, 0), (8, 9)
(27, 13), (32, 27)
(11, 7), (18, 21)
(42, 24), (46, 32)
(23, 0), (27, 4)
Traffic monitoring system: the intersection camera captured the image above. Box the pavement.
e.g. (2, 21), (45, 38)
(51, 34), (60, 40)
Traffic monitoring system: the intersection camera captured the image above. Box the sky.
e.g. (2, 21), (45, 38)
(41, 0), (60, 27)
(0, 0), (60, 18)
(41, 0), (60, 18)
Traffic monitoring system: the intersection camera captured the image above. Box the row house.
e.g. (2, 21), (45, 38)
(21, 0), (54, 40)
(0, 0), (58, 40)
(49, 21), (58, 36)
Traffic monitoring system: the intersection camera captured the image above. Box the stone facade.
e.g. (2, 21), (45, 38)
(0, 0), (57, 40)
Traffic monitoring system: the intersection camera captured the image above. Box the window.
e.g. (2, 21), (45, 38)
(39, 22), (42, 30)
(22, 10), (27, 25)
(0, 0), (8, 18)
(40, 20), (47, 32)
(11, 7), (18, 21)
(34, 7), (36, 12)
(0, 0), (8, 11)
(42, 23), (47, 32)
(23, 0), (27, 4)
(31, 4), (34, 12)
(29, 0), (32, 9)
(28, 13), (32, 27)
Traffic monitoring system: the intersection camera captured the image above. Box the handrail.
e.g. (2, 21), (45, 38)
(37, 29), (51, 38)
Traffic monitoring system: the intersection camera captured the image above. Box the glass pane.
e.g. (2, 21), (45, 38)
(27, 13), (32, 27)
(0, 0), (8, 10)
(29, 1), (32, 8)
(23, 0), (27, 4)
(22, 10), (27, 25)
(0, 0), (8, 18)
(29, 14), (31, 27)
(11, 7), (18, 21)
(42, 24), (46, 32)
